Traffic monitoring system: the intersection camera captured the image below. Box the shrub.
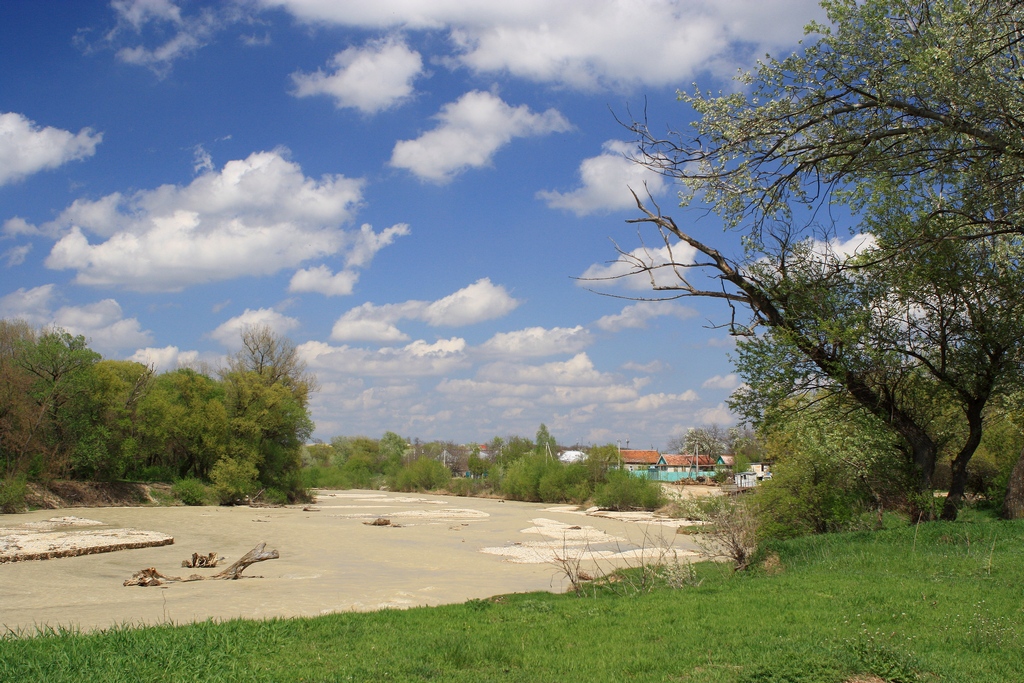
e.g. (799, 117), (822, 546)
(594, 469), (664, 510)
(0, 475), (28, 513)
(210, 457), (259, 504)
(171, 477), (209, 506)
(447, 477), (489, 497)
(393, 457), (451, 492)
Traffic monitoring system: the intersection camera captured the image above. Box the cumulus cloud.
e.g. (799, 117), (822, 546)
(41, 149), (366, 291)
(292, 37), (423, 113)
(288, 223), (409, 296)
(695, 403), (734, 425)
(3, 244), (31, 267)
(477, 326), (591, 358)
(106, 0), (231, 75)
(0, 285), (57, 326)
(594, 301), (697, 332)
(129, 345), (200, 372)
(579, 241), (698, 292)
(289, 266), (360, 297)
(622, 360), (668, 373)
(0, 112), (102, 186)
(257, 0), (823, 90)
(211, 308), (300, 347)
(701, 373), (740, 390)
(437, 353), (698, 412)
(0, 287), (150, 354)
(47, 299), (153, 354)
(538, 140), (667, 215)
(299, 337), (468, 377)
(390, 90), (571, 183)
(331, 278), (520, 342)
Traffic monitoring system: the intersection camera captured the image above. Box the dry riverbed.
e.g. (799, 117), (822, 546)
(0, 490), (701, 634)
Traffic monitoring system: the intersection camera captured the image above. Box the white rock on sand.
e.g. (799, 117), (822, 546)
(0, 516), (173, 563)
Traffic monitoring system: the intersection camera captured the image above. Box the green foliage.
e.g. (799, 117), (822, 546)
(0, 474), (28, 513)
(594, 469), (664, 510)
(753, 397), (913, 538)
(0, 321), (316, 502)
(210, 456), (259, 504)
(392, 457), (451, 492)
(171, 477), (210, 506)
(629, 0), (1024, 521)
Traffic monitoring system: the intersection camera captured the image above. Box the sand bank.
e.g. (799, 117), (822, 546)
(0, 490), (699, 634)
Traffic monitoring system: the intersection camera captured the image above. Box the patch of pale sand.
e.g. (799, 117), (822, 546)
(607, 547), (698, 562)
(331, 508), (490, 521)
(0, 516), (106, 534)
(480, 541), (619, 564)
(1, 527), (174, 563)
(540, 505), (703, 529)
(0, 490), (704, 633)
(520, 518), (626, 544)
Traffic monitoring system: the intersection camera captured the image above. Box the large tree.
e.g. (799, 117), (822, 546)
(618, 0), (1024, 519)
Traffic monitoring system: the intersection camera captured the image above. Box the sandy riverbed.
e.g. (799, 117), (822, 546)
(0, 490), (701, 634)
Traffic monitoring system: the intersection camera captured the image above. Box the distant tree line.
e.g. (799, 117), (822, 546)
(302, 423), (664, 511)
(0, 320), (314, 509)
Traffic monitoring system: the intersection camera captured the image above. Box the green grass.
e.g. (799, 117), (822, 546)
(2, 517), (1022, 682)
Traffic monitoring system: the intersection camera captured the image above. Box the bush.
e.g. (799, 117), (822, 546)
(0, 475), (28, 513)
(447, 477), (489, 497)
(392, 457), (451, 492)
(171, 477), (210, 506)
(210, 457), (259, 504)
(135, 465), (177, 483)
(594, 469), (664, 510)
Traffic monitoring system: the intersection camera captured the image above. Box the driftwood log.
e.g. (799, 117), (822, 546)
(124, 542), (279, 587)
(182, 551), (221, 568)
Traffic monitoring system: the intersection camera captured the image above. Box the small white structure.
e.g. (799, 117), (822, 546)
(735, 471), (758, 489)
(559, 450), (586, 463)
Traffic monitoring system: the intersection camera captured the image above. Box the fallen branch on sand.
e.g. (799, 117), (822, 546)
(181, 551), (221, 568)
(124, 542), (279, 587)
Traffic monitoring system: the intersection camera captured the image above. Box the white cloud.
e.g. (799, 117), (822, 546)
(538, 140), (667, 215)
(3, 244), (31, 267)
(422, 278), (520, 326)
(695, 403), (734, 425)
(289, 266), (360, 297)
(622, 360), (668, 374)
(129, 345), (199, 372)
(701, 373), (740, 390)
(0, 285), (57, 326)
(300, 337), (468, 377)
(580, 241), (698, 292)
(595, 301), (697, 332)
(51, 299), (153, 353)
(477, 353), (605, 386)
(0, 112), (102, 186)
(211, 308), (300, 347)
(331, 278), (520, 342)
(288, 223), (409, 297)
(437, 353), (698, 413)
(390, 90), (571, 183)
(478, 326), (591, 358)
(108, 0), (229, 75)
(291, 37), (423, 114)
(258, 0), (823, 90)
(42, 149), (366, 291)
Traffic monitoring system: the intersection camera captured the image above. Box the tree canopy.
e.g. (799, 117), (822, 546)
(619, 0), (1024, 519)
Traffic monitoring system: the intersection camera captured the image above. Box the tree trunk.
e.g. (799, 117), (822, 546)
(124, 542), (279, 587)
(941, 403), (986, 521)
(1002, 447), (1024, 520)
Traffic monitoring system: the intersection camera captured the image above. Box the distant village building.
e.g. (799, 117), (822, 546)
(619, 449), (717, 481)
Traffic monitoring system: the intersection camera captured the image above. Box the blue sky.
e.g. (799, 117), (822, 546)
(0, 0), (824, 449)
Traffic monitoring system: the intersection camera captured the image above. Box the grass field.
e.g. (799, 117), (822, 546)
(2, 514), (1021, 682)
